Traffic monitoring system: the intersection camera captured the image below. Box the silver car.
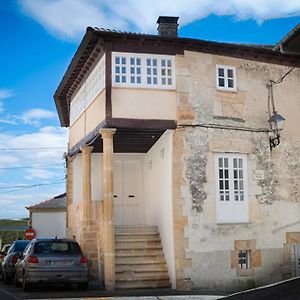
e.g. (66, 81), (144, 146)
(15, 238), (88, 291)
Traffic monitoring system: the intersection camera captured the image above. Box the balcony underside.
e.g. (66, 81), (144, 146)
(69, 118), (176, 156)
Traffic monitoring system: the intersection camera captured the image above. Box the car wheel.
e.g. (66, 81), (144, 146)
(3, 270), (11, 285)
(22, 274), (32, 292)
(78, 282), (88, 290)
(14, 273), (21, 288)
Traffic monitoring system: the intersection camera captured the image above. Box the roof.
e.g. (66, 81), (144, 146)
(275, 23), (300, 55)
(26, 193), (66, 210)
(54, 26), (300, 128)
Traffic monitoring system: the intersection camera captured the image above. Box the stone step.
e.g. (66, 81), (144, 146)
(116, 272), (169, 281)
(115, 249), (164, 257)
(116, 263), (168, 273)
(116, 255), (165, 264)
(115, 241), (162, 249)
(115, 226), (159, 234)
(116, 280), (171, 289)
(115, 233), (160, 240)
(115, 237), (161, 243)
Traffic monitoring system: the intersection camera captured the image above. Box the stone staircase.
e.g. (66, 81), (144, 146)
(115, 226), (171, 289)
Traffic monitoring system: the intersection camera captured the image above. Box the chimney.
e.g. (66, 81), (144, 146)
(157, 16), (179, 38)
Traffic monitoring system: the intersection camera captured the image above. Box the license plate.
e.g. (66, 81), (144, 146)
(50, 261), (73, 266)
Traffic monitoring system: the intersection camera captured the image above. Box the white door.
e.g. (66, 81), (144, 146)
(113, 159), (141, 225)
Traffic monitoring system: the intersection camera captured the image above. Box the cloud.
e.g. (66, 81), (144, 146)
(19, 0), (300, 40)
(20, 108), (56, 126)
(0, 89), (14, 100)
(0, 89), (14, 114)
(25, 168), (57, 180)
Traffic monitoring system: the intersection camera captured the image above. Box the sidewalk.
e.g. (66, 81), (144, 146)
(37, 296), (223, 300)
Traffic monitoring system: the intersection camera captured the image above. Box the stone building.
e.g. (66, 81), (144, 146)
(54, 17), (300, 293)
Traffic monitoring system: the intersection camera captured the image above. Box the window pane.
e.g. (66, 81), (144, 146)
(122, 76), (126, 83)
(147, 59), (151, 66)
(219, 78), (225, 87)
(122, 67), (126, 74)
(161, 59), (166, 67)
(220, 181), (224, 190)
(137, 68), (141, 75)
(147, 77), (151, 84)
(167, 60), (171, 67)
(136, 58), (141, 65)
(224, 169), (229, 179)
(225, 180), (229, 189)
(153, 59), (157, 66)
(228, 79), (234, 88)
(234, 180), (238, 190)
(130, 76), (135, 83)
(218, 68), (224, 77)
(167, 69), (172, 76)
(219, 158), (223, 168)
(116, 66), (120, 73)
(137, 76), (141, 84)
(233, 158), (237, 168)
(153, 68), (157, 75)
(153, 77), (157, 84)
(130, 58), (135, 65)
(239, 159), (243, 168)
(225, 193), (229, 201)
(168, 78), (172, 85)
(239, 170), (243, 179)
(162, 69), (166, 76)
(162, 78), (166, 85)
(227, 69), (233, 78)
(115, 57), (120, 64)
(130, 67), (135, 74)
(224, 158), (228, 168)
(147, 68), (151, 75)
(219, 169), (223, 179)
(121, 57), (126, 64)
(115, 75), (120, 83)
(234, 170), (238, 179)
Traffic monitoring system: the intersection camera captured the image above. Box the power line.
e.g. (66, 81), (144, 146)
(0, 147), (66, 151)
(0, 180), (65, 195)
(0, 163), (65, 170)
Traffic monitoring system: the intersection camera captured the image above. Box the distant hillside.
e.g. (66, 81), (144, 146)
(0, 219), (29, 246)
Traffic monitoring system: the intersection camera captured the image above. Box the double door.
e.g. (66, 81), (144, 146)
(113, 159), (142, 225)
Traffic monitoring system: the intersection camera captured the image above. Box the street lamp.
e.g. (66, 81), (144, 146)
(267, 81), (285, 150)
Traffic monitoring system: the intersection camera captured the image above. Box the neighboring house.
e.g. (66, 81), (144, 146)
(26, 193), (67, 238)
(54, 17), (300, 293)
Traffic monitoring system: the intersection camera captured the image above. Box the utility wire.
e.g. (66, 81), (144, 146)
(0, 180), (65, 194)
(0, 147), (66, 151)
(0, 163), (65, 170)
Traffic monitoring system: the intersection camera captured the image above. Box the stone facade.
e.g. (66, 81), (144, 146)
(173, 50), (300, 293)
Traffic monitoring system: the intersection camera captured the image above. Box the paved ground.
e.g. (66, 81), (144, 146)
(2, 277), (300, 300)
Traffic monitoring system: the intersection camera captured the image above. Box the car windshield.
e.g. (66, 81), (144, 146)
(34, 241), (81, 255)
(14, 241), (30, 253)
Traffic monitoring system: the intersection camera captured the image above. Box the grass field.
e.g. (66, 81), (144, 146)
(0, 219), (29, 247)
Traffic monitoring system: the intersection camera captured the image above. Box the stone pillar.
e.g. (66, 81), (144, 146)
(81, 145), (94, 226)
(99, 128), (116, 290)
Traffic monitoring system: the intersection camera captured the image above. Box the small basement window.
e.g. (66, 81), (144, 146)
(216, 65), (237, 91)
(238, 250), (251, 269)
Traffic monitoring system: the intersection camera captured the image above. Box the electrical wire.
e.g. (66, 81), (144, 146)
(0, 147), (66, 151)
(0, 163), (65, 170)
(0, 180), (65, 194)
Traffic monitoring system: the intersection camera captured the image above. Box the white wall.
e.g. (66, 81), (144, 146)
(144, 130), (176, 288)
(32, 212), (66, 238)
(91, 153), (103, 201)
(73, 155), (83, 203)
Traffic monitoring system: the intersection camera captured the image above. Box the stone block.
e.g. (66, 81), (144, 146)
(177, 106), (195, 122)
(234, 239), (256, 251)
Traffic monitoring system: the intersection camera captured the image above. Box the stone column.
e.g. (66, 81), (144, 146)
(99, 128), (116, 290)
(81, 146), (94, 226)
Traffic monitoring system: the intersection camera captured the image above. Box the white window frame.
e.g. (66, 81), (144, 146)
(215, 153), (248, 224)
(112, 52), (176, 90)
(70, 55), (105, 125)
(216, 64), (237, 91)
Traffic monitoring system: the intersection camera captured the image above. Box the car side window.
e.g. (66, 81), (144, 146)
(23, 243), (31, 256)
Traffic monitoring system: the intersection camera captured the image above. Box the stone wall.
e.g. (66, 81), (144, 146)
(173, 50), (300, 293)
(66, 156), (104, 284)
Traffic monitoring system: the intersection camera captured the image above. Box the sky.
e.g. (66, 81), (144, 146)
(0, 0), (300, 219)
